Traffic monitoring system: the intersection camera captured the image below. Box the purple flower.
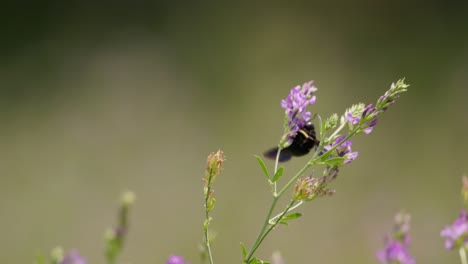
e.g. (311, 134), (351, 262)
(346, 103), (379, 134)
(166, 255), (188, 264)
(60, 250), (86, 264)
(361, 104), (379, 134)
(377, 212), (415, 264)
(323, 136), (359, 164)
(280, 81), (317, 147)
(346, 111), (360, 125)
(377, 241), (415, 264)
(441, 209), (468, 250)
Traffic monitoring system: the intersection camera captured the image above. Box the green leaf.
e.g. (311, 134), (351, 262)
(278, 212), (302, 225)
(318, 152), (332, 162)
(271, 167), (284, 183)
(323, 157), (345, 166)
(240, 242), (247, 259)
(283, 212), (302, 221)
(255, 155), (270, 180)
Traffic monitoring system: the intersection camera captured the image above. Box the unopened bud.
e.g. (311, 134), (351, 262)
(324, 113), (339, 131)
(121, 191), (136, 207)
(205, 150), (225, 184)
(293, 177), (314, 201)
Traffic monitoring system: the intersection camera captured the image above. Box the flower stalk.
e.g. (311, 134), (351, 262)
(202, 150), (225, 264)
(104, 191), (135, 264)
(461, 248), (468, 264)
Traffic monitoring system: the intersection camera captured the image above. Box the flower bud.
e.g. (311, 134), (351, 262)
(293, 177), (314, 201)
(323, 113), (338, 131)
(121, 191), (136, 208)
(205, 150), (225, 184)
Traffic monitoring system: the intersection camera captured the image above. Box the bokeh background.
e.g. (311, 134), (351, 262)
(1, 1), (467, 263)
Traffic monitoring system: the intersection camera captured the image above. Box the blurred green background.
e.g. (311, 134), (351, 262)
(1, 1), (467, 263)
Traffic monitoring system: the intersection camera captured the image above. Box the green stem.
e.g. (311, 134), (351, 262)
(204, 169), (215, 264)
(460, 247), (467, 264)
(269, 201), (303, 222)
(273, 147), (282, 195)
(328, 120), (347, 140)
(245, 200), (295, 263)
(244, 197), (280, 263)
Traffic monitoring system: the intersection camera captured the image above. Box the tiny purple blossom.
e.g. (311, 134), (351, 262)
(377, 241), (415, 264)
(323, 136), (359, 164)
(361, 104), (379, 134)
(166, 255), (188, 264)
(441, 209), (468, 250)
(280, 81), (317, 147)
(60, 250), (86, 264)
(346, 111), (360, 125)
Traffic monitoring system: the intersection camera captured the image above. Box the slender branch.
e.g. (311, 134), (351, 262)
(244, 197), (279, 263)
(273, 147), (282, 195)
(269, 201), (303, 222)
(204, 168), (215, 264)
(247, 200), (296, 261)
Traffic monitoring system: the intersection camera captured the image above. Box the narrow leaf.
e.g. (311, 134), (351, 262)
(323, 157), (345, 166)
(240, 242), (247, 259)
(255, 155), (270, 180)
(272, 167), (284, 183)
(282, 212), (302, 221)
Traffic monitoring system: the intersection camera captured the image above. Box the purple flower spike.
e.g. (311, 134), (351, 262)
(441, 209), (468, 250)
(280, 81), (318, 147)
(166, 255), (188, 264)
(60, 250), (86, 264)
(377, 241), (415, 264)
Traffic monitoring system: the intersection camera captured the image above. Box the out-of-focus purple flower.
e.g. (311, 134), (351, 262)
(60, 250), (86, 264)
(323, 136), (358, 164)
(377, 241), (415, 264)
(377, 212), (415, 264)
(280, 81), (317, 147)
(441, 209), (468, 250)
(166, 255), (188, 264)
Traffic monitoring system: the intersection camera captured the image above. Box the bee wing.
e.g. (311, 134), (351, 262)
(263, 147), (293, 162)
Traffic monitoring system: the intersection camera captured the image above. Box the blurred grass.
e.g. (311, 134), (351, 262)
(0, 1), (467, 263)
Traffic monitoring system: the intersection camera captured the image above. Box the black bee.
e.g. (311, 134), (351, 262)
(264, 122), (320, 162)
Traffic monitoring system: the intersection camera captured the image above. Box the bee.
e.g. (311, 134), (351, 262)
(264, 122), (320, 162)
